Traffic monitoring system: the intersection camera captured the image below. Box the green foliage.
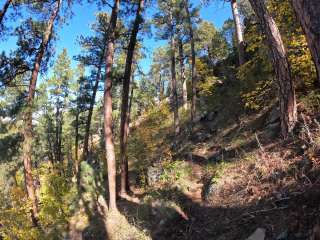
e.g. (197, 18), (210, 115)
(160, 160), (191, 184)
(38, 165), (76, 230)
(0, 186), (42, 240)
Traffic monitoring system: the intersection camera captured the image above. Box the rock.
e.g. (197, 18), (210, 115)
(191, 153), (207, 163)
(207, 111), (216, 121)
(276, 230), (288, 240)
(207, 146), (236, 162)
(204, 181), (217, 200)
(191, 131), (211, 142)
(246, 228), (266, 240)
(264, 121), (281, 139)
(147, 166), (163, 185)
(266, 106), (280, 125)
(203, 178), (218, 201)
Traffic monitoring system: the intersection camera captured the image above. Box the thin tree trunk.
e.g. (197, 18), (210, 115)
(58, 109), (63, 164)
(231, 0), (245, 66)
(22, 0), (61, 225)
(55, 101), (60, 163)
(119, 0), (144, 195)
(290, 0), (320, 85)
(184, 0), (197, 124)
(169, 11), (180, 135)
(83, 54), (105, 161)
(249, 0), (297, 139)
(0, 0), (12, 26)
(178, 38), (187, 110)
(125, 82), (134, 190)
(104, 0), (120, 211)
(75, 110), (79, 175)
(159, 73), (164, 101)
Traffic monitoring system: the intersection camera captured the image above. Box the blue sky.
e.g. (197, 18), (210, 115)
(0, 0), (232, 75)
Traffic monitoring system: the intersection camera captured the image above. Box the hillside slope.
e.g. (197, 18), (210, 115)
(120, 76), (320, 240)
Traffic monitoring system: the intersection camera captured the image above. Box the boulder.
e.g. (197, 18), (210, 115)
(207, 111), (217, 121)
(147, 166), (163, 185)
(276, 230), (288, 240)
(204, 180), (217, 200)
(246, 228), (266, 240)
(266, 106), (280, 125)
(264, 121), (281, 139)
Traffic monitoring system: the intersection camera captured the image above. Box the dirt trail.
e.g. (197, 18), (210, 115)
(183, 162), (204, 204)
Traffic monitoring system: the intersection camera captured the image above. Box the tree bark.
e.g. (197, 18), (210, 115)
(124, 82), (134, 193)
(290, 0), (320, 85)
(103, 0), (120, 211)
(178, 38), (188, 110)
(159, 73), (165, 101)
(119, 0), (144, 195)
(184, 0), (197, 124)
(169, 10), (180, 135)
(83, 53), (105, 161)
(22, 0), (61, 225)
(75, 109), (79, 175)
(231, 0), (245, 66)
(55, 99), (61, 163)
(0, 0), (12, 26)
(249, 0), (297, 139)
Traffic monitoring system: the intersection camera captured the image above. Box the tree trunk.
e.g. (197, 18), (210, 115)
(169, 11), (180, 135)
(83, 54), (105, 161)
(231, 0), (245, 66)
(184, 0), (197, 124)
(22, 0), (61, 225)
(0, 0), (12, 26)
(55, 100), (60, 163)
(103, 0), (120, 211)
(75, 110), (79, 175)
(119, 0), (144, 195)
(159, 73), (164, 102)
(125, 83), (134, 189)
(178, 38), (188, 110)
(290, 0), (320, 85)
(58, 109), (63, 164)
(249, 0), (297, 139)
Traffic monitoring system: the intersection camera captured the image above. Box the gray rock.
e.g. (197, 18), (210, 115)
(277, 230), (288, 240)
(265, 121), (281, 138)
(147, 166), (163, 185)
(207, 112), (216, 121)
(246, 228), (266, 240)
(266, 106), (280, 125)
(204, 179), (217, 200)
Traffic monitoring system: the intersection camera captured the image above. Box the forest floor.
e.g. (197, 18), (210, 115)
(69, 78), (320, 240)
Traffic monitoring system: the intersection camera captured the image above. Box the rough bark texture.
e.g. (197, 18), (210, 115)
(249, 0), (297, 139)
(231, 0), (245, 66)
(178, 38), (188, 110)
(83, 53), (105, 161)
(169, 11), (180, 135)
(0, 0), (12, 26)
(104, 0), (120, 211)
(119, 0), (144, 195)
(22, 0), (61, 225)
(185, 0), (197, 124)
(290, 0), (320, 85)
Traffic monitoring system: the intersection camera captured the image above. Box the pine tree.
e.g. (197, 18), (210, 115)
(248, 0), (297, 138)
(103, 0), (120, 211)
